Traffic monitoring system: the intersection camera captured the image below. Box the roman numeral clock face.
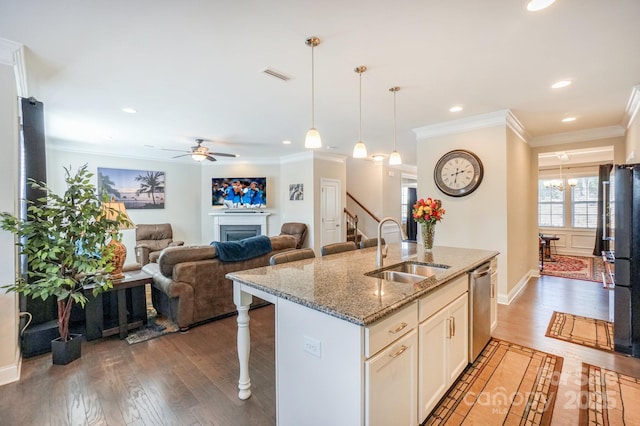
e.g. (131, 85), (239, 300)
(434, 150), (484, 197)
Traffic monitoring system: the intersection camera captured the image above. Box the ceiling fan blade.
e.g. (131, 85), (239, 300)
(172, 154), (191, 158)
(208, 152), (238, 158)
(162, 148), (190, 153)
(205, 155), (217, 162)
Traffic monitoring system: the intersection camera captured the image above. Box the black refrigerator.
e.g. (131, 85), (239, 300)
(614, 164), (640, 357)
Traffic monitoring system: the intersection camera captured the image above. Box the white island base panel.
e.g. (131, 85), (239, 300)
(233, 283), (364, 425)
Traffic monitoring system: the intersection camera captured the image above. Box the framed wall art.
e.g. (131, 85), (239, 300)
(97, 167), (165, 209)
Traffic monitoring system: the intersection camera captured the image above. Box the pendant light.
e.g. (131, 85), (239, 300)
(305, 37), (322, 149)
(352, 66), (368, 158)
(388, 86), (402, 165)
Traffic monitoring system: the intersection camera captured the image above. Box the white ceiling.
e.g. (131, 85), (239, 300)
(1, 0), (639, 166)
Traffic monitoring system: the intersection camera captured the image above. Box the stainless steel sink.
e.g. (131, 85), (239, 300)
(366, 261), (450, 283)
(385, 262), (449, 277)
(368, 270), (427, 284)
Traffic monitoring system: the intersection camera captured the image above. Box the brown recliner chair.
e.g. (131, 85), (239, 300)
(135, 223), (184, 265)
(279, 222), (308, 249)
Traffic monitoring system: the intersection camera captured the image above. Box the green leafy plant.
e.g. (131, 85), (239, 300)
(0, 165), (132, 342)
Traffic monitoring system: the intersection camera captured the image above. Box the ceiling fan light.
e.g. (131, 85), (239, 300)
(353, 141), (367, 158)
(191, 153), (207, 162)
(527, 0), (556, 11)
(389, 150), (402, 165)
(305, 128), (322, 149)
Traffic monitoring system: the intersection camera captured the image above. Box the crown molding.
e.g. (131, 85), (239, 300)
(529, 125), (626, 147)
(505, 110), (529, 143)
(0, 38), (27, 97)
(280, 150), (314, 164)
(413, 109), (524, 140)
(623, 85), (640, 129)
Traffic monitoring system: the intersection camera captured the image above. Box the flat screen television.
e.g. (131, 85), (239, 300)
(212, 177), (266, 208)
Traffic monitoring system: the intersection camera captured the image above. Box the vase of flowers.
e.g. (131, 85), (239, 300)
(412, 197), (445, 251)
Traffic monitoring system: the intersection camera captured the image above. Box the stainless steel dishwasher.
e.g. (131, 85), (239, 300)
(469, 262), (492, 362)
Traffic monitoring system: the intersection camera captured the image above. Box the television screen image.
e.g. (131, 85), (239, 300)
(212, 177), (266, 208)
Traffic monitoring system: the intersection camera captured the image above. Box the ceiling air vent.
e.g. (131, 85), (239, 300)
(261, 67), (292, 82)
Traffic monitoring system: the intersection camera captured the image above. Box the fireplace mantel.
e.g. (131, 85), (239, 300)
(208, 211), (271, 242)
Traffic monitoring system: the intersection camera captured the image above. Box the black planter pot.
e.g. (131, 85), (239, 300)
(51, 334), (82, 365)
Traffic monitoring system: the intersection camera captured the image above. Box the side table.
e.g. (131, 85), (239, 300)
(85, 270), (154, 340)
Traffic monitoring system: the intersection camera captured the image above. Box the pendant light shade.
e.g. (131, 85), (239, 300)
(389, 86), (402, 165)
(305, 37), (322, 149)
(352, 66), (368, 158)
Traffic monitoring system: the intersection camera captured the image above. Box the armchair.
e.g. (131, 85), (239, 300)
(135, 223), (184, 266)
(279, 222), (308, 249)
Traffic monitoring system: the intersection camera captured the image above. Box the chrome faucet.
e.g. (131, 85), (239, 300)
(376, 217), (409, 269)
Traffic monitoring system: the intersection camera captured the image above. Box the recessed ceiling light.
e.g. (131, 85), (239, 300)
(551, 80), (572, 89)
(122, 107), (137, 114)
(527, 0), (556, 12)
(449, 105), (463, 113)
(371, 154), (386, 162)
(562, 117), (576, 123)
(282, 140), (292, 145)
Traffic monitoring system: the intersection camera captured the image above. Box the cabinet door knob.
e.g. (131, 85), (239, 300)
(389, 322), (408, 334)
(389, 345), (408, 358)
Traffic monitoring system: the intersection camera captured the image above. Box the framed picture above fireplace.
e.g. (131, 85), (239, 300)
(212, 177), (267, 208)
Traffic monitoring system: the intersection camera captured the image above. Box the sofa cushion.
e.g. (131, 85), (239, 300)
(270, 235), (298, 251)
(157, 245), (217, 277)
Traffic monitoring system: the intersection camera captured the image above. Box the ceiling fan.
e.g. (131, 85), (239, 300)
(164, 139), (239, 162)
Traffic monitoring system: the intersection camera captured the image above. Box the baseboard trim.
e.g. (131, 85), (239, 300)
(0, 347), (21, 386)
(497, 269), (537, 305)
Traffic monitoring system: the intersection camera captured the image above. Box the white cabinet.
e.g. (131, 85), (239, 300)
(418, 275), (469, 421)
(490, 257), (498, 331)
(364, 301), (418, 426)
(365, 329), (418, 426)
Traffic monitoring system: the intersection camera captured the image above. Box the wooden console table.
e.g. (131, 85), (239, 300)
(85, 270), (153, 340)
(540, 234), (559, 261)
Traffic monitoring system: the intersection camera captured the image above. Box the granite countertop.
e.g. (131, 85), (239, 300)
(226, 243), (499, 326)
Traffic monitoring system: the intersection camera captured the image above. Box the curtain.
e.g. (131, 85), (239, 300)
(406, 188), (417, 241)
(593, 163), (613, 255)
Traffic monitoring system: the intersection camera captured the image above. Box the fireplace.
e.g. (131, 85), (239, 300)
(208, 211), (271, 242)
(220, 225), (262, 241)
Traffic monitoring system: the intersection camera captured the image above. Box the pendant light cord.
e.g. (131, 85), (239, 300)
(393, 89), (397, 150)
(359, 71), (362, 141)
(311, 44), (315, 128)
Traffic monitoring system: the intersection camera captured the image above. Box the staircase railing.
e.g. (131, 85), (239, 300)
(344, 207), (359, 244)
(347, 191), (381, 223)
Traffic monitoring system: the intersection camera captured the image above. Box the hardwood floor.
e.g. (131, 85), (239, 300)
(2, 275), (639, 425)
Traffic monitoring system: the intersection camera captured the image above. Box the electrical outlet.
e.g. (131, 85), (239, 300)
(303, 335), (321, 358)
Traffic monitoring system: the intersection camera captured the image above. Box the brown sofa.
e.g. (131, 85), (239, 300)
(142, 235), (297, 329)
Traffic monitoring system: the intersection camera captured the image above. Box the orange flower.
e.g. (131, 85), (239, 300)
(412, 197), (445, 225)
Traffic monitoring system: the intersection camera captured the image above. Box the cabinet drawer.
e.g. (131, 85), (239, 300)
(365, 301), (417, 358)
(419, 274), (468, 323)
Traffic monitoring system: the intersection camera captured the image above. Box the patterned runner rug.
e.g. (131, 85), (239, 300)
(541, 255), (606, 283)
(424, 339), (563, 425)
(579, 363), (640, 425)
(545, 311), (614, 352)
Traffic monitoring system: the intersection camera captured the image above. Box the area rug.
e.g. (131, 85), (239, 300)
(541, 255), (606, 283)
(579, 363), (640, 425)
(125, 306), (179, 345)
(545, 311), (614, 352)
(424, 339), (563, 425)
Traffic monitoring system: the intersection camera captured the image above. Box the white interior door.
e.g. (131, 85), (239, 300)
(321, 178), (341, 247)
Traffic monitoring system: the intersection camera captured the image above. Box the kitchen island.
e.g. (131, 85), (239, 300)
(227, 243), (499, 425)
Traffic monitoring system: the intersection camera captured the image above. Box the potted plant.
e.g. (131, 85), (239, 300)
(0, 164), (131, 364)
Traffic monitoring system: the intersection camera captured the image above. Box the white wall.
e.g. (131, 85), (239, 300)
(279, 153), (314, 248)
(0, 62), (20, 385)
(416, 122), (509, 297)
(46, 148), (202, 264)
(506, 128), (537, 289)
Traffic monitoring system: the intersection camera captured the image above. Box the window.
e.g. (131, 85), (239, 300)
(538, 180), (564, 227)
(572, 176), (599, 228)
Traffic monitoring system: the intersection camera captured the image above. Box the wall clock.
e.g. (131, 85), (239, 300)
(434, 149), (484, 197)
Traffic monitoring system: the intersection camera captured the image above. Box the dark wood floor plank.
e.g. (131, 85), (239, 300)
(3, 276), (640, 426)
